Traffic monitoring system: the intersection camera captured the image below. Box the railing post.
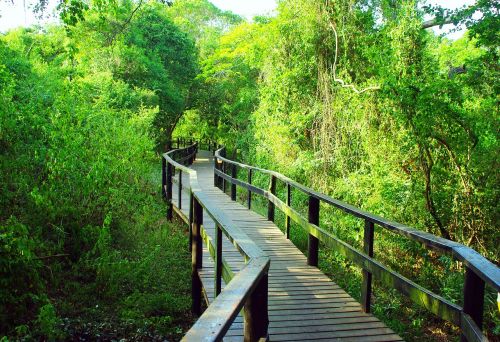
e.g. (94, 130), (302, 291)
(166, 163), (173, 221)
(177, 137), (180, 148)
(222, 161), (227, 194)
(247, 169), (252, 209)
(221, 148), (227, 191)
(214, 225), (222, 298)
(244, 271), (268, 342)
(286, 183), (291, 239)
(231, 164), (237, 201)
(178, 169), (183, 210)
(361, 220), (374, 313)
(214, 156), (218, 187)
(189, 191), (193, 252)
(307, 196), (319, 266)
(460, 267), (485, 341)
(267, 175), (276, 222)
(161, 157), (166, 199)
(191, 196), (203, 316)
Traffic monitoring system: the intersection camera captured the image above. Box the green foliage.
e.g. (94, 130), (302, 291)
(2, 0), (498, 339)
(179, 0), (499, 339)
(166, 0), (243, 58)
(1, 1), (195, 338)
(0, 218), (42, 332)
(36, 303), (64, 340)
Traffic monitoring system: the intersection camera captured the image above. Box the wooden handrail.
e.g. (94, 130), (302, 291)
(162, 142), (270, 341)
(214, 146), (499, 342)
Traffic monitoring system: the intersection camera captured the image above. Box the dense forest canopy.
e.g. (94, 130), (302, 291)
(1, 0), (498, 340)
(178, 0), (499, 258)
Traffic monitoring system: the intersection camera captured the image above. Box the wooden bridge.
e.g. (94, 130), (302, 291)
(162, 140), (499, 342)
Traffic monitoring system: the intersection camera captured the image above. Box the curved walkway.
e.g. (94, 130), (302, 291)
(172, 150), (403, 341)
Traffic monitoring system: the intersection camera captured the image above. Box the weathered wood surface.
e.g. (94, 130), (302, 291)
(172, 150), (403, 341)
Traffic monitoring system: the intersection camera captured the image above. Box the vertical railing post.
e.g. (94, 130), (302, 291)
(214, 225), (222, 298)
(178, 169), (183, 210)
(161, 157), (166, 199)
(221, 148), (226, 192)
(166, 163), (173, 221)
(244, 270), (269, 341)
(231, 164), (237, 201)
(214, 156), (218, 187)
(177, 137), (180, 148)
(460, 268), (485, 341)
(191, 196), (203, 316)
(267, 175), (276, 222)
(189, 191), (193, 252)
(361, 220), (374, 313)
(222, 161), (227, 194)
(307, 196), (319, 266)
(286, 183), (291, 239)
(247, 169), (252, 209)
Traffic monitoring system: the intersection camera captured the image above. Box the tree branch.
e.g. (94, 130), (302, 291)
(35, 253), (70, 260)
(107, 0), (144, 45)
(422, 16), (454, 29)
(327, 22), (380, 94)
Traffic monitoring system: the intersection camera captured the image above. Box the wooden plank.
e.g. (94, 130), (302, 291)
(178, 150), (403, 341)
(269, 327), (401, 341)
(269, 321), (389, 334)
(268, 315), (380, 327)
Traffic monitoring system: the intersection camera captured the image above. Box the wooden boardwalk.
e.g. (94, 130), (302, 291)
(172, 150), (403, 341)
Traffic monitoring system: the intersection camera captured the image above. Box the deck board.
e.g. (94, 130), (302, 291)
(171, 150), (403, 341)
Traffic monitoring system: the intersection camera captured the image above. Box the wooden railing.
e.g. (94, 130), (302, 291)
(162, 142), (270, 341)
(170, 137), (219, 153)
(214, 146), (499, 342)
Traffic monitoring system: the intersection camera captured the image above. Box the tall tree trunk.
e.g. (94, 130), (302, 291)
(420, 144), (451, 240)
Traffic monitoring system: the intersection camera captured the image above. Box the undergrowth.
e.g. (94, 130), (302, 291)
(1, 163), (193, 341)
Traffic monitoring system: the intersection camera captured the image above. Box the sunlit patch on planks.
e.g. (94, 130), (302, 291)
(171, 150), (403, 341)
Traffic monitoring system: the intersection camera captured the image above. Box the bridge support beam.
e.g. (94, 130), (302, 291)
(166, 163), (173, 221)
(267, 175), (276, 222)
(460, 267), (485, 341)
(222, 162), (227, 194)
(286, 183), (291, 239)
(214, 225), (222, 298)
(247, 169), (252, 209)
(213, 157), (218, 187)
(361, 220), (374, 313)
(231, 165), (237, 201)
(178, 170), (183, 210)
(161, 157), (167, 199)
(307, 196), (319, 266)
(244, 272), (269, 342)
(191, 196), (203, 316)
